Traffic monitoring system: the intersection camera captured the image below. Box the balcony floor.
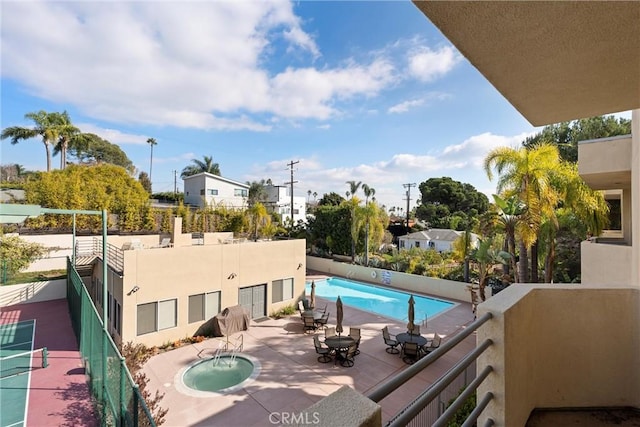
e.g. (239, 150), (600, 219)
(527, 408), (640, 426)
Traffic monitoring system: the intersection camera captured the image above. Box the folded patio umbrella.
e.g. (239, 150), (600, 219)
(336, 296), (344, 335)
(310, 281), (316, 309)
(407, 295), (416, 334)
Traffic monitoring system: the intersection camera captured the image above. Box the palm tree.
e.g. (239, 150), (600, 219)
(51, 111), (81, 170)
(362, 184), (376, 265)
(181, 156), (221, 179)
(307, 190), (312, 203)
(345, 180), (363, 262)
(147, 138), (157, 188)
(485, 143), (561, 282)
(247, 180), (268, 207)
(492, 194), (525, 280)
(346, 180), (362, 199)
(313, 191), (317, 202)
(1, 110), (67, 172)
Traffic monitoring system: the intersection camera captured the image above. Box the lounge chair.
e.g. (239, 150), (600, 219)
(423, 333), (442, 354)
(337, 343), (358, 367)
(303, 316), (317, 333)
(158, 237), (173, 248)
(382, 326), (400, 354)
(402, 342), (420, 364)
(314, 335), (332, 363)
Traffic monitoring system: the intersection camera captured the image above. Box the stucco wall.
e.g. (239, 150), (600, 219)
(478, 285), (640, 426)
(306, 256), (470, 302)
(0, 279), (66, 306)
(117, 239), (306, 347)
(581, 241), (632, 285)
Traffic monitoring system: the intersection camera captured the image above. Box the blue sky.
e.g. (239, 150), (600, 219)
(1, 1), (581, 210)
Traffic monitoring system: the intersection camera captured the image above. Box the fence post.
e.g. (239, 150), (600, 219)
(133, 386), (139, 427)
(120, 357), (127, 427)
(42, 347), (48, 368)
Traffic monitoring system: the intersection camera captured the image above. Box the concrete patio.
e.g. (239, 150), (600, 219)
(143, 274), (476, 426)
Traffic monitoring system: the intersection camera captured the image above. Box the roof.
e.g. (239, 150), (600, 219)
(182, 172), (249, 188)
(413, 1), (640, 126)
(399, 229), (477, 243)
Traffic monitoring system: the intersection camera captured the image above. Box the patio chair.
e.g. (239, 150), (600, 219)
(423, 333), (442, 354)
(298, 301), (306, 313)
(316, 304), (328, 313)
(402, 342), (420, 364)
(325, 327), (336, 340)
(313, 335), (332, 363)
(303, 316), (317, 333)
(337, 343), (358, 367)
(315, 311), (330, 329)
(349, 327), (361, 355)
(382, 326), (400, 354)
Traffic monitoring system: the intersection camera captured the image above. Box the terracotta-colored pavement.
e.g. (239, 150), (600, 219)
(0, 300), (98, 427)
(144, 274), (476, 427)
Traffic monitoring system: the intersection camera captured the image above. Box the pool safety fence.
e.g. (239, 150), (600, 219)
(66, 258), (156, 427)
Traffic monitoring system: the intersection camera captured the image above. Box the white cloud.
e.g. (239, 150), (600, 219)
(1, 1), (396, 130)
(388, 99), (425, 114)
(407, 45), (462, 82)
(77, 123), (149, 145)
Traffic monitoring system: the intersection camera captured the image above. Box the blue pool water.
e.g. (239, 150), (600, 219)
(305, 277), (454, 323)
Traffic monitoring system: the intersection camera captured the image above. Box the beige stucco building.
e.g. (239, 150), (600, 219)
(81, 218), (306, 348)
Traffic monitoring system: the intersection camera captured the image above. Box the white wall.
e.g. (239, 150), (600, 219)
(0, 279), (66, 306)
(306, 256), (471, 302)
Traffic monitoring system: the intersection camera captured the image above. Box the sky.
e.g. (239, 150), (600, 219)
(1, 1), (628, 212)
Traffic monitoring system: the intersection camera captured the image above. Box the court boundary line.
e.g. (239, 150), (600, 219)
(22, 318), (36, 427)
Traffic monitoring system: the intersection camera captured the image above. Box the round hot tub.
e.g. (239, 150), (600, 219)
(177, 354), (260, 396)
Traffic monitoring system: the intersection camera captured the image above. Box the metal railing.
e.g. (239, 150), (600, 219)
(75, 238), (124, 274)
(367, 312), (494, 426)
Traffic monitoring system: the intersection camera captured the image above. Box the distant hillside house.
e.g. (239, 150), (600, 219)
(398, 229), (479, 253)
(183, 173), (249, 209)
(263, 184), (307, 224)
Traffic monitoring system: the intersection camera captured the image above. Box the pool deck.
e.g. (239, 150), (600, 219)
(143, 272), (476, 426)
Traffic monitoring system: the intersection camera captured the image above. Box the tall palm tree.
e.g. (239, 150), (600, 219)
(246, 179), (267, 207)
(51, 111), (80, 170)
(147, 138), (157, 187)
(307, 190), (312, 203)
(181, 155), (221, 178)
(345, 180), (362, 262)
(485, 143), (561, 282)
(492, 194), (525, 280)
(1, 110), (66, 172)
(362, 184), (376, 265)
(346, 180), (362, 199)
(313, 191), (317, 201)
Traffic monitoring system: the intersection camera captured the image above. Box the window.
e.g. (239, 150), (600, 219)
(234, 189), (248, 197)
(207, 189), (218, 196)
(428, 241), (435, 248)
(415, 242), (420, 248)
(136, 299), (178, 335)
(137, 302), (157, 335)
(399, 240), (405, 248)
(293, 209), (299, 214)
(188, 291), (221, 323)
(272, 278), (294, 303)
(200, 189), (205, 196)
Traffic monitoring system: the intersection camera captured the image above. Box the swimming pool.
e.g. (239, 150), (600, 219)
(305, 277), (454, 323)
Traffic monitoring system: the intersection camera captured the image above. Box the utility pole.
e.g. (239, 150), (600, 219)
(403, 183), (416, 229)
(173, 170), (178, 194)
(285, 160), (299, 235)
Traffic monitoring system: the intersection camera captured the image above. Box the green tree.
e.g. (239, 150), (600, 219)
(318, 192), (344, 206)
(23, 164), (151, 231)
(247, 202), (270, 241)
(139, 171), (152, 194)
(181, 155), (221, 178)
(50, 111), (80, 170)
(0, 235), (46, 279)
(471, 237), (510, 301)
(67, 133), (135, 173)
(247, 180), (268, 206)
(485, 143), (562, 282)
(1, 110), (67, 172)
(362, 184), (375, 265)
(416, 177), (489, 230)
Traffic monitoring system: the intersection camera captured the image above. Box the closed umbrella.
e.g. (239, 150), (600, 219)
(310, 281), (316, 309)
(407, 295), (416, 334)
(336, 296), (344, 335)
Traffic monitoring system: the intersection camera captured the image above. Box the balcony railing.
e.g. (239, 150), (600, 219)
(367, 312), (494, 426)
(75, 237), (124, 275)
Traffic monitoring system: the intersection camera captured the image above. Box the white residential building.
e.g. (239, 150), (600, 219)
(263, 185), (307, 224)
(398, 229), (478, 253)
(183, 173), (249, 209)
